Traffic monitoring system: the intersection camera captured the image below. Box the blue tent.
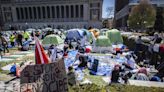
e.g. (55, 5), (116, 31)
(66, 29), (82, 41)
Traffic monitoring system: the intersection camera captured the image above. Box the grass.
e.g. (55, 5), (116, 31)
(0, 48), (35, 74)
(69, 84), (164, 92)
(84, 69), (107, 87)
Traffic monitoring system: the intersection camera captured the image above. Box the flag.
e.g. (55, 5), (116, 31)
(35, 37), (49, 64)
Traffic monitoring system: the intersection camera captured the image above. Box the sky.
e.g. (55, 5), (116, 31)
(102, 0), (114, 18)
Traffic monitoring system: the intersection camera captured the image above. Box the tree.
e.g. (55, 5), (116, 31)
(128, 0), (156, 30)
(154, 7), (163, 32)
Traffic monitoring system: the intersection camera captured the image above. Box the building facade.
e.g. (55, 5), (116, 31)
(114, 0), (164, 28)
(0, 0), (103, 30)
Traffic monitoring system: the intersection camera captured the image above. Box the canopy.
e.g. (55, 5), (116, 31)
(96, 36), (112, 47)
(42, 34), (64, 45)
(66, 29), (82, 41)
(106, 29), (123, 44)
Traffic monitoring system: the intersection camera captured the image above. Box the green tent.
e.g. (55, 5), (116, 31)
(100, 28), (109, 36)
(106, 29), (123, 44)
(42, 34), (64, 45)
(96, 36), (112, 47)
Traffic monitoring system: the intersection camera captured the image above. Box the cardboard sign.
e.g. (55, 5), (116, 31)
(20, 59), (68, 92)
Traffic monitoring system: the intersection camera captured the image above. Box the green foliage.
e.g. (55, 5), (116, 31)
(128, 0), (156, 29)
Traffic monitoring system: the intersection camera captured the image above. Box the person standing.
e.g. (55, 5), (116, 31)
(10, 33), (15, 47)
(134, 36), (143, 53)
(23, 31), (30, 41)
(17, 33), (23, 46)
(0, 33), (9, 53)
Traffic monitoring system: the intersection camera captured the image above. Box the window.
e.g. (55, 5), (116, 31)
(37, 7), (41, 19)
(47, 6), (50, 18)
(71, 5), (74, 18)
(66, 6), (69, 18)
(51, 6), (55, 18)
(42, 6), (46, 18)
(56, 6), (59, 18)
(33, 7), (37, 19)
(25, 7), (28, 19)
(20, 8), (24, 19)
(29, 7), (32, 19)
(75, 5), (79, 18)
(61, 6), (64, 18)
(80, 5), (83, 18)
(16, 8), (20, 20)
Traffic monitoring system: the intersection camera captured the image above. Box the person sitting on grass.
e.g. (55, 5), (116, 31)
(67, 66), (76, 86)
(111, 65), (121, 83)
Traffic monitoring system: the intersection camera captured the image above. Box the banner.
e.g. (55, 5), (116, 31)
(20, 59), (68, 92)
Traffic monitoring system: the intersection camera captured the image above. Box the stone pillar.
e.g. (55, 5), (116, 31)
(69, 5), (71, 19)
(31, 7), (34, 20)
(49, 6), (52, 19)
(59, 5), (61, 18)
(23, 7), (26, 21)
(74, 5), (76, 18)
(45, 6), (48, 19)
(83, 4), (88, 21)
(12, 6), (17, 22)
(36, 7), (38, 20)
(64, 5), (66, 18)
(54, 6), (57, 19)
(40, 6), (43, 20)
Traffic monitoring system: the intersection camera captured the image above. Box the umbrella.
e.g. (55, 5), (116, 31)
(42, 34), (64, 45)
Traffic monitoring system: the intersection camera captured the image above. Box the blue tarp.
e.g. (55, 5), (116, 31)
(64, 50), (114, 79)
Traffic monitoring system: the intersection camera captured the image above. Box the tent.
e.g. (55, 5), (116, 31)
(66, 29), (82, 41)
(106, 29), (123, 44)
(88, 28), (100, 39)
(42, 34), (64, 45)
(96, 36), (112, 47)
(100, 28), (109, 36)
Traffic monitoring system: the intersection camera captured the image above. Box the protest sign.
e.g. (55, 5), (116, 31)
(20, 59), (68, 92)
